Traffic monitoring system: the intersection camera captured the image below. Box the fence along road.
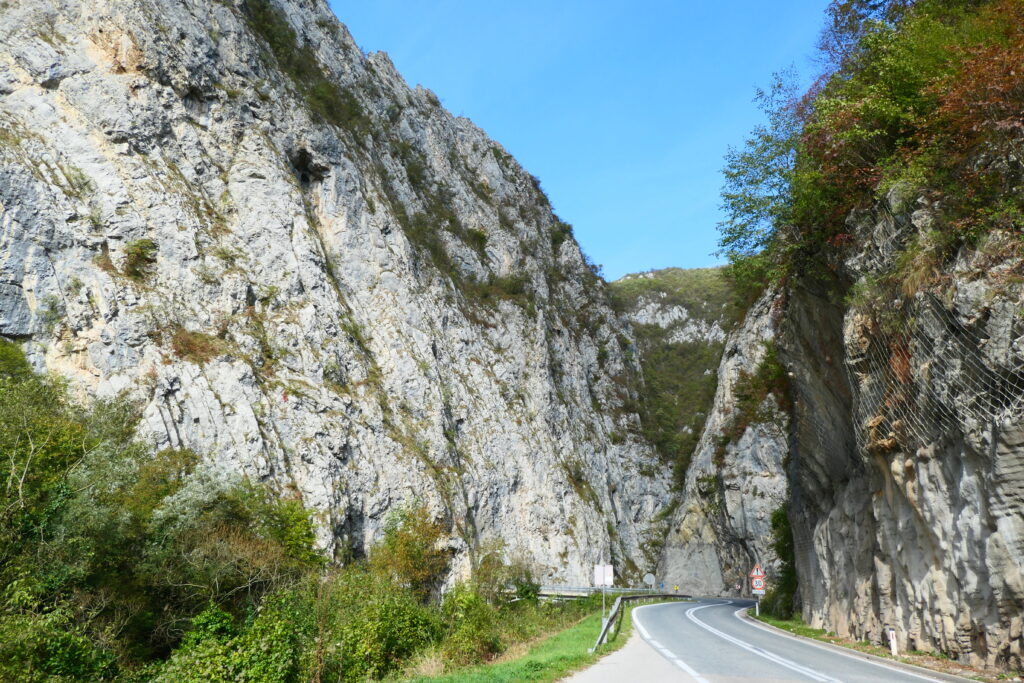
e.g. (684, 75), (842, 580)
(570, 598), (973, 682)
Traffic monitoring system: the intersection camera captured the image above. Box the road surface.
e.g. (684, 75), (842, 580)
(568, 598), (959, 682)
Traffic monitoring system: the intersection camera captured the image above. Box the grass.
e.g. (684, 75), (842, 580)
(404, 601), (647, 683)
(755, 614), (1013, 683)
(170, 326), (225, 365)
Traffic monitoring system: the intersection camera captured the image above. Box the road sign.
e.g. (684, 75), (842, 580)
(751, 576), (766, 595)
(593, 564), (614, 587)
(749, 563), (766, 579)
(643, 573), (656, 587)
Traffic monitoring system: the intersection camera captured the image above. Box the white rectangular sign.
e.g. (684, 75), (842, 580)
(593, 564), (614, 587)
(752, 588), (766, 595)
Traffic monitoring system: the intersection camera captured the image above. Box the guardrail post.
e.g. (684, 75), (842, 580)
(589, 593), (692, 652)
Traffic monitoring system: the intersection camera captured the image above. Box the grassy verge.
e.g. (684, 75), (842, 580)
(404, 600), (668, 683)
(755, 615), (1011, 683)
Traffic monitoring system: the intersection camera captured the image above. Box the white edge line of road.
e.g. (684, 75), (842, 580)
(632, 603), (711, 683)
(685, 601), (844, 683)
(733, 607), (972, 683)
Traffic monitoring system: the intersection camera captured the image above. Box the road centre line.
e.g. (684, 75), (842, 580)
(685, 603), (845, 683)
(632, 604), (711, 683)
(732, 608), (944, 683)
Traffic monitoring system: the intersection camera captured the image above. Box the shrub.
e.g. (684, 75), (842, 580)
(0, 339), (31, 379)
(170, 326), (224, 365)
(305, 568), (441, 682)
(154, 597), (307, 683)
(123, 239), (158, 280)
(440, 584), (502, 668)
(369, 504), (449, 603)
(760, 506), (799, 619)
(550, 221), (573, 251)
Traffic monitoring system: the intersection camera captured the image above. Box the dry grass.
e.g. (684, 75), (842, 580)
(170, 326), (224, 365)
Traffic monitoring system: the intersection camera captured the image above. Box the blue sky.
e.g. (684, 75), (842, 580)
(328, 1), (833, 280)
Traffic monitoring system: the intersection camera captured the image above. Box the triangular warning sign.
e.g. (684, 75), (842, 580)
(749, 563), (766, 578)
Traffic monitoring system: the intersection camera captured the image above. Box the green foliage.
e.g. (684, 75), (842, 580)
(760, 505), (799, 619)
(243, 0), (369, 135)
(0, 357), (603, 680)
(0, 339), (32, 380)
(441, 584), (502, 668)
(609, 268), (741, 490)
(0, 350), (325, 678)
(636, 332), (725, 486)
(154, 597), (307, 683)
(123, 239), (158, 280)
(550, 221), (573, 251)
(718, 72), (802, 265)
(719, 0), (1024, 297)
(369, 503), (450, 603)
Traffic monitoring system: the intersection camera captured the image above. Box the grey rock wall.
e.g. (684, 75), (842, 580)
(658, 290), (790, 596)
(0, 0), (669, 582)
(784, 188), (1024, 670)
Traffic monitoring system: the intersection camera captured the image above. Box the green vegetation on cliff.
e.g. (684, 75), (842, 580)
(610, 268), (741, 489)
(719, 0), (1024, 297)
(0, 340), (594, 681)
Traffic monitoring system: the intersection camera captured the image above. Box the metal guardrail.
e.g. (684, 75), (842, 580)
(539, 585), (655, 594)
(590, 593), (691, 652)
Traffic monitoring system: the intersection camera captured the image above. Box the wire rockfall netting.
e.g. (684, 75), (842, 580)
(845, 290), (1024, 456)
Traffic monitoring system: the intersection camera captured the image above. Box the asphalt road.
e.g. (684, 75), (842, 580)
(570, 598), (952, 682)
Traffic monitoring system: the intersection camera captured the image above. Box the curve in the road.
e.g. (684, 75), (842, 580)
(631, 598), (951, 683)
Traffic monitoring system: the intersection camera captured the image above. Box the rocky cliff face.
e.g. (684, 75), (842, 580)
(670, 184), (1024, 668)
(656, 289), (790, 595)
(610, 267), (754, 573)
(0, 0), (669, 581)
(782, 188), (1024, 670)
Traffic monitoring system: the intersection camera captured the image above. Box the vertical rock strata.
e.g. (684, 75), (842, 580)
(658, 290), (790, 595)
(678, 185), (1024, 670)
(0, 0), (668, 580)
(785, 189), (1024, 670)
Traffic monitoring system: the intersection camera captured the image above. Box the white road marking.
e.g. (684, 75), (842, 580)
(733, 608), (944, 682)
(686, 603), (845, 683)
(632, 604), (711, 683)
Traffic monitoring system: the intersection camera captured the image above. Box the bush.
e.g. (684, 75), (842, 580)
(440, 584), (502, 668)
(154, 597), (307, 683)
(760, 506), (799, 619)
(369, 504), (449, 603)
(302, 568), (441, 682)
(123, 239), (158, 280)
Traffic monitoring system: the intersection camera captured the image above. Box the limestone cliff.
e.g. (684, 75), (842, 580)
(0, 0), (668, 581)
(657, 289), (790, 596)
(782, 188), (1024, 670)
(663, 184), (1024, 669)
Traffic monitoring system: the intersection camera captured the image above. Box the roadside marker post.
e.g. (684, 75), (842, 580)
(594, 563), (614, 628)
(888, 628), (898, 656)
